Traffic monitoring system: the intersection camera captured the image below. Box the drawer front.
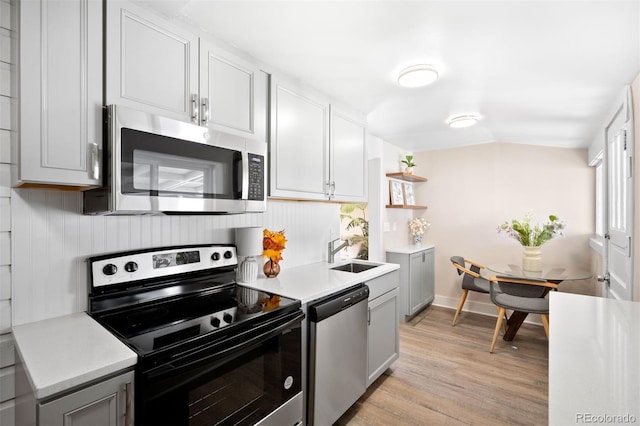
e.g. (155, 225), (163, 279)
(366, 270), (399, 300)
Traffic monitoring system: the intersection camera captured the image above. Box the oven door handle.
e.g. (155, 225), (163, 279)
(145, 310), (305, 380)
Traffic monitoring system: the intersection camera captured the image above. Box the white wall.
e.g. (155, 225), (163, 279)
(413, 142), (595, 316)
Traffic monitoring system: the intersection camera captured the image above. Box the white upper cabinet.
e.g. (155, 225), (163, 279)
(270, 76), (330, 200)
(199, 41), (267, 141)
(330, 106), (367, 202)
(270, 76), (367, 202)
(106, 2), (267, 142)
(18, 0), (102, 187)
(105, 1), (199, 123)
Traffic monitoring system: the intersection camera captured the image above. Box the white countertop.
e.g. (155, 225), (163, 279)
(386, 244), (435, 255)
(12, 312), (137, 400)
(241, 260), (400, 303)
(549, 292), (640, 425)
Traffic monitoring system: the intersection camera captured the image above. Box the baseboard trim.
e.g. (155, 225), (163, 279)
(432, 295), (543, 325)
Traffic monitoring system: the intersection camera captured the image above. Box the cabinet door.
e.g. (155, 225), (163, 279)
(105, 1), (198, 123)
(19, 0), (102, 186)
(39, 371), (133, 426)
(330, 106), (367, 202)
(409, 252), (424, 315)
(422, 248), (435, 305)
(367, 288), (400, 387)
(269, 76), (329, 200)
(199, 41), (267, 141)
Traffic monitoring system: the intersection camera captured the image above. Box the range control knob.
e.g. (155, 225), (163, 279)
(223, 250), (233, 259)
(124, 261), (138, 273)
(210, 316), (221, 328)
(211, 252), (221, 261)
(223, 313), (233, 324)
(102, 264), (117, 276)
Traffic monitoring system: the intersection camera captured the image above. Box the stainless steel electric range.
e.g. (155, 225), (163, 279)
(87, 244), (304, 426)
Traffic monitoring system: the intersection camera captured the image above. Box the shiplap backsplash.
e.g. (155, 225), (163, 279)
(11, 189), (340, 326)
(0, 1), (13, 421)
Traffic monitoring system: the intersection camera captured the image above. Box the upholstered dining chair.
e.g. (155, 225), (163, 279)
(488, 275), (558, 353)
(450, 256), (491, 326)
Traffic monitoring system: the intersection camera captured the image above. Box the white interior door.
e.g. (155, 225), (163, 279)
(604, 96), (634, 301)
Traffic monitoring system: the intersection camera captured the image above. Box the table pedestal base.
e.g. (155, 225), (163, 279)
(503, 311), (529, 341)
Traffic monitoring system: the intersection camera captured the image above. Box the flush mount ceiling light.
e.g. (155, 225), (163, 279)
(397, 65), (439, 88)
(447, 115), (479, 129)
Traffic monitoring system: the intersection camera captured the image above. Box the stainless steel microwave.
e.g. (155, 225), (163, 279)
(83, 105), (266, 215)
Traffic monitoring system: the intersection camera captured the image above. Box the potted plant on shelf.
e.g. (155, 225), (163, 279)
(401, 155), (415, 174)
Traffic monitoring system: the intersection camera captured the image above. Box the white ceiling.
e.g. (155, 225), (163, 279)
(139, 0), (640, 152)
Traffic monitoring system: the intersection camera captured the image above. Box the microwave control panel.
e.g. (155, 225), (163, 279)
(247, 153), (265, 201)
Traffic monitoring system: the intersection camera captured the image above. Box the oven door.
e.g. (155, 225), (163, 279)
(101, 105), (265, 214)
(136, 310), (304, 426)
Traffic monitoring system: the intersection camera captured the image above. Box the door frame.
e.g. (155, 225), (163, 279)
(603, 86), (634, 301)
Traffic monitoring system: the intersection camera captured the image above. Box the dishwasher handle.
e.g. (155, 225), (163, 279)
(309, 284), (369, 322)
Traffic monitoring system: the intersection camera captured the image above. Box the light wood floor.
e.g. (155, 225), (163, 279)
(336, 306), (549, 426)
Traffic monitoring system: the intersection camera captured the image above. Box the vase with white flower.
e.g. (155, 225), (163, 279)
(497, 212), (565, 271)
(409, 217), (430, 245)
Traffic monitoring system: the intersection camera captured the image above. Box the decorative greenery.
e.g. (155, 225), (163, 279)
(340, 204), (368, 260)
(497, 212), (565, 247)
(263, 229), (287, 262)
(401, 155), (415, 168)
(409, 217), (430, 237)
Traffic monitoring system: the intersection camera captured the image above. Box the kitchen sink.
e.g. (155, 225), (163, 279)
(330, 262), (381, 273)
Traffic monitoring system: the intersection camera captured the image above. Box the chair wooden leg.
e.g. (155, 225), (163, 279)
(490, 307), (506, 353)
(541, 314), (550, 338)
(496, 306), (508, 333)
(452, 289), (469, 326)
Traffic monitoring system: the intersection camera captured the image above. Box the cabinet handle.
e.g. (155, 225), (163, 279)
(367, 307), (371, 325)
(330, 181), (336, 198)
(201, 97), (210, 126)
(89, 142), (100, 180)
(191, 94), (199, 124)
(124, 382), (133, 426)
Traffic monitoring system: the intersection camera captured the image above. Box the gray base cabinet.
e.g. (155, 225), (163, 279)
(387, 246), (435, 321)
(15, 360), (134, 426)
(40, 372), (134, 426)
(366, 270), (400, 387)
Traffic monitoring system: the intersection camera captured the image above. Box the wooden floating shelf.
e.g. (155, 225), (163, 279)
(385, 205), (428, 209)
(386, 172), (428, 183)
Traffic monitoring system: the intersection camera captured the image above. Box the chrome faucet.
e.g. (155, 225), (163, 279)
(327, 238), (349, 263)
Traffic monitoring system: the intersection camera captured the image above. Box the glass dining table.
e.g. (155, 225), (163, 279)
(481, 263), (592, 341)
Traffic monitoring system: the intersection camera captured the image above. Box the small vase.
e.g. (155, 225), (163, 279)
(238, 256), (258, 283)
(405, 166), (414, 175)
(522, 245), (542, 272)
(263, 259), (281, 278)
(413, 234), (423, 246)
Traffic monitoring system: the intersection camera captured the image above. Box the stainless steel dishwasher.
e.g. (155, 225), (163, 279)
(307, 283), (369, 426)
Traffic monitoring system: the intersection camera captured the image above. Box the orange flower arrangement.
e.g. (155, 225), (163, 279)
(263, 229), (287, 262)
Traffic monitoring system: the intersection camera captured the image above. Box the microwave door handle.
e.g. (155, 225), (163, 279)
(240, 151), (249, 200)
